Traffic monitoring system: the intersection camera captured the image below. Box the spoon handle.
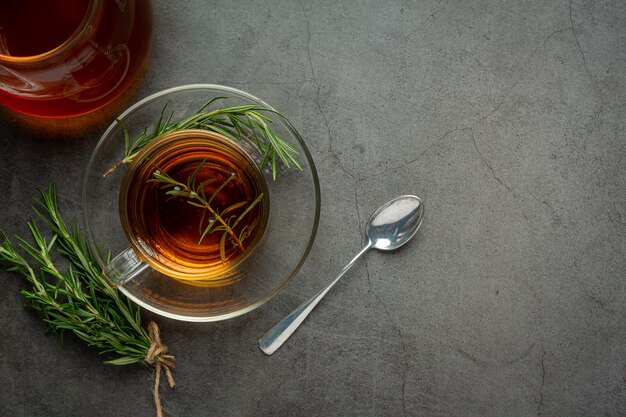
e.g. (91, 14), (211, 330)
(259, 242), (372, 355)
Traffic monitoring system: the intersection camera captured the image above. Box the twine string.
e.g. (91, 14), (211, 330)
(145, 321), (175, 417)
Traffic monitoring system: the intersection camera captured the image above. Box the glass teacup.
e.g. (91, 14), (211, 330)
(108, 129), (270, 285)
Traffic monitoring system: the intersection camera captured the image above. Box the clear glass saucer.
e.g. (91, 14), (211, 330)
(82, 84), (320, 322)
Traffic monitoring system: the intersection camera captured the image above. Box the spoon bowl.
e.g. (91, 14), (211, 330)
(368, 195), (424, 251)
(259, 195), (424, 355)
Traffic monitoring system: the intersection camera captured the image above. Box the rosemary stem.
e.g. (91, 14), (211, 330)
(196, 197), (244, 251)
(107, 97), (300, 179)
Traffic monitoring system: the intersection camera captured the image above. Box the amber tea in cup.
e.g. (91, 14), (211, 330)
(117, 129), (269, 282)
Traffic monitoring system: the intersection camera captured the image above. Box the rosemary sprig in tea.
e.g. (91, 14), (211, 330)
(104, 97), (302, 180)
(149, 160), (264, 262)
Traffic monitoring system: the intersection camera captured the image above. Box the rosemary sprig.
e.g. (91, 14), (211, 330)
(149, 161), (264, 262)
(104, 97), (302, 180)
(0, 184), (153, 365)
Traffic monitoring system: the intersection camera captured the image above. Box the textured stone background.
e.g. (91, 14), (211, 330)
(1, 0), (625, 416)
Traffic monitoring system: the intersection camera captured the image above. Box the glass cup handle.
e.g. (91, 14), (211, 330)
(104, 248), (149, 286)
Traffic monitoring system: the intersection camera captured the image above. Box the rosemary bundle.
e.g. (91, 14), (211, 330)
(0, 184), (173, 417)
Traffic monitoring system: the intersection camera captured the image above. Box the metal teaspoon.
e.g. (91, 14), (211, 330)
(259, 195), (424, 355)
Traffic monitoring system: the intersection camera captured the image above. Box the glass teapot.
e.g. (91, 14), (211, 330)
(0, 0), (153, 118)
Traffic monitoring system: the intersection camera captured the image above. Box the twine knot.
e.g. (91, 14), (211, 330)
(145, 321), (175, 417)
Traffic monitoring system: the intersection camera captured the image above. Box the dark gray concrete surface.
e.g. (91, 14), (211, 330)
(1, 0), (626, 416)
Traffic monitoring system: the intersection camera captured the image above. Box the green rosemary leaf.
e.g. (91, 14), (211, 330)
(121, 120), (131, 157)
(154, 104), (166, 133)
(225, 215), (238, 228)
(198, 222), (213, 245)
(199, 178), (216, 195)
(217, 103), (260, 113)
(105, 356), (144, 366)
(248, 110), (274, 123)
(272, 156), (277, 181)
(219, 232), (227, 263)
(220, 201), (248, 216)
(208, 173), (236, 206)
(203, 124), (236, 141)
(198, 96), (227, 113)
(227, 115), (249, 140)
(231, 193), (264, 230)
(189, 158), (208, 185)
(238, 224), (250, 242)
(186, 201), (206, 208)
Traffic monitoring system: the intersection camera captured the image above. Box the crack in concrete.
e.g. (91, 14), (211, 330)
(538, 349), (546, 416)
(455, 342), (536, 368)
(562, 227), (615, 311)
(398, 324), (409, 417)
(298, 0), (357, 181)
(364, 259), (409, 417)
(354, 180), (363, 236)
(419, 0), (449, 34)
(569, 0), (605, 131)
(525, 186), (615, 311)
(403, 0), (450, 41)
(525, 188), (560, 223)
(470, 128), (517, 197)
(362, 127), (469, 180)
(481, 27), (571, 123)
